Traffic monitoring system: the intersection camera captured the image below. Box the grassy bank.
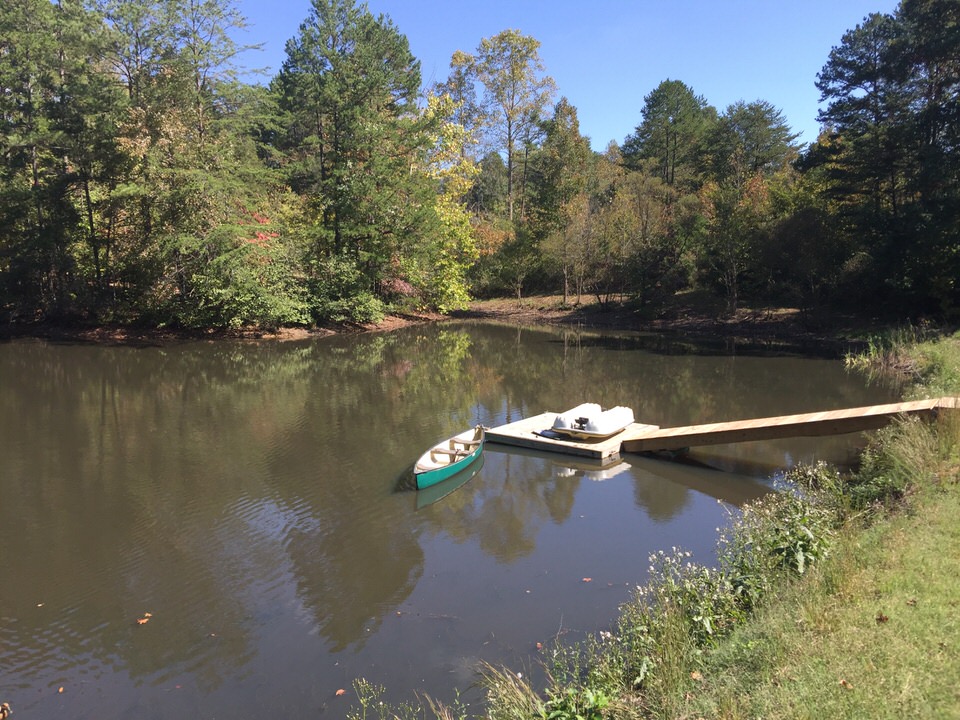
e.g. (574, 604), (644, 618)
(679, 421), (960, 718)
(350, 330), (960, 720)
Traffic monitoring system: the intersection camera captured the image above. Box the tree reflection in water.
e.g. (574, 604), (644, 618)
(0, 324), (895, 718)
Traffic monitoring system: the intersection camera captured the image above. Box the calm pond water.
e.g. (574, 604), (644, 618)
(0, 323), (897, 718)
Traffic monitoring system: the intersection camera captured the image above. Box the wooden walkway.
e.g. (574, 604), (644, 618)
(621, 397), (958, 453)
(486, 398), (959, 459)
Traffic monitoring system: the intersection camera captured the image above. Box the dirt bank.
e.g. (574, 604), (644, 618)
(452, 294), (863, 346)
(0, 293), (868, 348)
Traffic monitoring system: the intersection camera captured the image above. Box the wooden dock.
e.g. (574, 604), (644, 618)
(621, 397), (958, 453)
(486, 412), (658, 460)
(486, 398), (959, 459)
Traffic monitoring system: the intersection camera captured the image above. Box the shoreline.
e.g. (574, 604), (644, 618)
(0, 294), (884, 348)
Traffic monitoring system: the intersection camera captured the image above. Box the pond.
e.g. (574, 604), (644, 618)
(0, 322), (897, 718)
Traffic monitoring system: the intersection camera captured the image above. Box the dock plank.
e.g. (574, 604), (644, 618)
(620, 398), (955, 453)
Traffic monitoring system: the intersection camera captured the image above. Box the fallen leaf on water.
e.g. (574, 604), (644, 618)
(536, 642), (543, 650)
(581, 577), (592, 583)
(335, 689), (346, 697)
(136, 617), (150, 625)
(58, 687), (64, 694)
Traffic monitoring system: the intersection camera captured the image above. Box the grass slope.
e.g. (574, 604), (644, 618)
(686, 475), (960, 719)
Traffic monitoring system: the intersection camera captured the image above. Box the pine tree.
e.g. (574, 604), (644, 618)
(277, 0), (437, 318)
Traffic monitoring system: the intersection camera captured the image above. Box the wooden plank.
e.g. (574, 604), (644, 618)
(487, 411), (659, 460)
(621, 398), (957, 453)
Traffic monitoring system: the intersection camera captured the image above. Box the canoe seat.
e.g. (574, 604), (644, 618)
(431, 448), (464, 457)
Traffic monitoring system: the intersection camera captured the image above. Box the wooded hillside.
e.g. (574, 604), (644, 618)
(1, 0), (956, 328)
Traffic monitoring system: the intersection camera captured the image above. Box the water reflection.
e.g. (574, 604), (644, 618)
(483, 446), (772, 524)
(0, 324), (897, 718)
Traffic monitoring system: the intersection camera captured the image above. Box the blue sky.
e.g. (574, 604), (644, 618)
(234, 0), (900, 150)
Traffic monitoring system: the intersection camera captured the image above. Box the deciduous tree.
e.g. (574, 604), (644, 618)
(469, 29), (555, 222)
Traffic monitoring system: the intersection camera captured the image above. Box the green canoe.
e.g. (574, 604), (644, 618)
(414, 425), (485, 490)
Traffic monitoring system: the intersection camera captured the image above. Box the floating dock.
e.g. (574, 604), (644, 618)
(486, 412), (658, 460)
(486, 398), (959, 459)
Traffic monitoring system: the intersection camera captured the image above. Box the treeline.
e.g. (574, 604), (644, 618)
(1, 0), (957, 329)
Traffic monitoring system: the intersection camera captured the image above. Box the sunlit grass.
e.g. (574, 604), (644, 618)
(682, 462), (960, 720)
(678, 345), (960, 719)
(845, 326), (960, 398)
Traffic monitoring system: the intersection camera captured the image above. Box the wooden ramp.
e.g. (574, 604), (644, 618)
(621, 397), (959, 454)
(486, 412), (658, 460)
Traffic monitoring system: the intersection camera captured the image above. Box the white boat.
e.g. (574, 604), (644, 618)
(551, 403), (601, 433)
(551, 404), (635, 439)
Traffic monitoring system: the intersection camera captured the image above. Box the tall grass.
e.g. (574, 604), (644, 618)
(679, 427), (960, 719)
(845, 326), (960, 397)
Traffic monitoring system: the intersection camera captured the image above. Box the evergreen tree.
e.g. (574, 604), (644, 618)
(622, 79), (716, 190)
(277, 0), (437, 319)
(707, 100), (800, 183)
(813, 2), (960, 313)
(896, 0), (960, 312)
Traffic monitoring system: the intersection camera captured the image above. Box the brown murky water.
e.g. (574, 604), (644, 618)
(0, 323), (896, 718)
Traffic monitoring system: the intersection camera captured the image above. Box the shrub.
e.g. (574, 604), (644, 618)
(308, 256), (386, 324)
(719, 483), (834, 613)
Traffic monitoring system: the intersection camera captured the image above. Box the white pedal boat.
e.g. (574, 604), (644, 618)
(551, 403), (635, 439)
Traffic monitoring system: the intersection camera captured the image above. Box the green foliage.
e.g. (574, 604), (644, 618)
(466, 152), (509, 218)
(308, 255), (385, 324)
(720, 482), (834, 609)
(850, 418), (941, 511)
(811, 3), (960, 316)
(277, 0), (436, 300)
(3, 0), (959, 329)
(622, 79), (716, 189)
(347, 678), (422, 720)
(537, 686), (609, 720)
(185, 238), (309, 329)
(412, 93), (480, 313)
(464, 29), (556, 222)
(707, 100), (799, 182)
